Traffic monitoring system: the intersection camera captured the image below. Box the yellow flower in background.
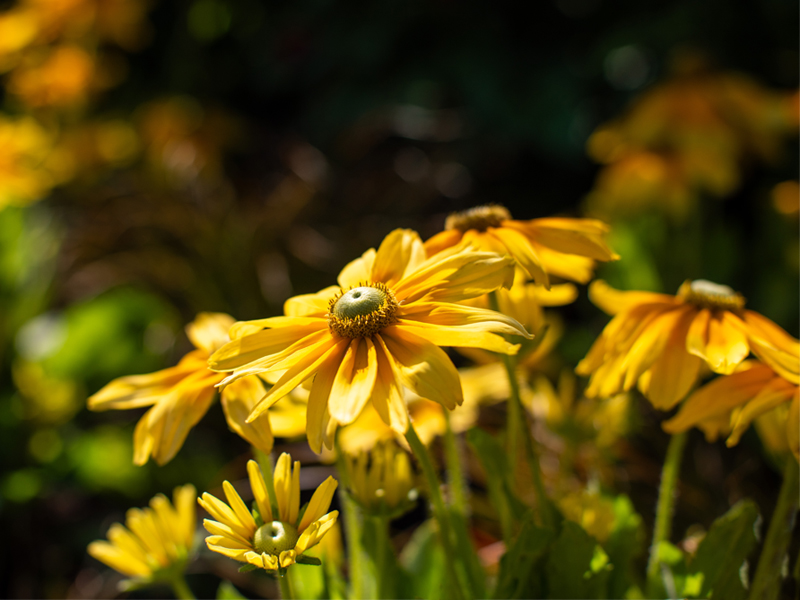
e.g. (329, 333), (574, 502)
(663, 362), (799, 459)
(585, 54), (799, 218)
(89, 312), (275, 465)
(8, 44), (97, 108)
(210, 228), (529, 453)
(0, 114), (72, 207)
(577, 279), (800, 409)
(346, 442), (415, 515)
(88, 484), (196, 583)
(338, 362), (516, 455)
(557, 490), (616, 544)
(423, 204), (618, 287)
(199, 454), (338, 571)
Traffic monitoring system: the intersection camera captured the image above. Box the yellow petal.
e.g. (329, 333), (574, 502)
(371, 335), (409, 434)
(186, 312), (235, 354)
(298, 478), (338, 532)
(223, 481), (257, 532)
(588, 280), (675, 316)
(247, 459), (273, 523)
(173, 484), (198, 549)
(306, 342), (347, 454)
(662, 363), (777, 433)
(381, 326), (463, 410)
(371, 229), (427, 287)
(489, 227), (550, 287)
(284, 286), (340, 317)
(399, 302), (531, 339)
(105, 523), (150, 565)
(397, 321), (521, 355)
(209, 320), (328, 372)
(273, 453), (293, 523)
(516, 217), (619, 262)
(87, 541), (152, 578)
(727, 377), (796, 446)
(704, 312), (750, 374)
(220, 376), (274, 455)
(338, 248), (377, 288)
(199, 492), (254, 540)
(621, 307), (688, 391)
(246, 336), (346, 423)
(423, 229), (464, 257)
(329, 337), (378, 425)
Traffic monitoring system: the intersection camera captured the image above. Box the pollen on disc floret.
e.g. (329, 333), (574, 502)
(445, 204), (511, 233)
(328, 282), (399, 338)
(677, 279), (746, 312)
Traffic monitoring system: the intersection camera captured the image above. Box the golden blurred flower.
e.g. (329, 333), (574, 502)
(346, 442), (416, 515)
(577, 279), (799, 409)
(198, 454), (338, 571)
(557, 490), (616, 544)
(89, 312), (276, 465)
(0, 114), (72, 207)
(585, 57), (799, 217)
(424, 204), (618, 287)
(663, 361), (799, 459)
(88, 484), (196, 582)
(209, 228), (529, 453)
(8, 44), (96, 108)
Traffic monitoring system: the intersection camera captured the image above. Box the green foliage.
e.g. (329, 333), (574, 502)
(493, 512), (554, 599)
(217, 581), (248, 598)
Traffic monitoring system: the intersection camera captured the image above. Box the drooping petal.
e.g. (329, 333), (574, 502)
(306, 342), (348, 453)
(246, 336), (347, 422)
(726, 377), (796, 446)
(371, 334), (409, 434)
(620, 306), (689, 391)
(662, 363), (777, 433)
(489, 226), (550, 287)
(186, 313), (236, 354)
(381, 326), (463, 410)
(516, 217), (619, 262)
(209, 320), (328, 372)
(703, 312), (751, 375)
(329, 337), (379, 425)
(639, 308), (704, 410)
(220, 376), (274, 455)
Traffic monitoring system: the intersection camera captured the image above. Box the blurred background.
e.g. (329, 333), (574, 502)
(0, 0), (797, 597)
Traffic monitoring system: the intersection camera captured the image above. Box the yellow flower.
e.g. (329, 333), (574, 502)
(577, 279), (799, 409)
(346, 442), (415, 515)
(198, 454), (338, 571)
(423, 204), (618, 287)
(557, 490), (616, 544)
(663, 362), (799, 459)
(89, 312), (275, 465)
(209, 228), (530, 453)
(88, 484), (197, 582)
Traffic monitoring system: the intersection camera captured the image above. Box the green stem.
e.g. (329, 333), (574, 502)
(646, 430), (688, 592)
(748, 458), (799, 600)
(405, 423), (468, 600)
(169, 574), (195, 600)
(254, 448), (280, 519)
(371, 515), (393, 600)
(334, 443), (368, 600)
(279, 569), (294, 600)
(443, 410), (467, 514)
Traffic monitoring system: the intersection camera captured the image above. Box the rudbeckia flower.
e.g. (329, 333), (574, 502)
(576, 279), (800, 409)
(88, 484), (197, 585)
(198, 454), (338, 571)
(423, 204), (619, 287)
(89, 312), (275, 465)
(663, 362), (799, 459)
(209, 228), (530, 452)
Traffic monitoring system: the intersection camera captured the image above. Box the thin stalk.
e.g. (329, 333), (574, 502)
(405, 422), (468, 600)
(253, 448), (280, 518)
(443, 410), (467, 514)
(334, 443), (368, 600)
(169, 574), (195, 600)
(371, 515), (393, 600)
(748, 458), (799, 600)
(646, 430), (688, 591)
(279, 570), (294, 600)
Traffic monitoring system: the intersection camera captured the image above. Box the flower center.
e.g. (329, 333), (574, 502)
(677, 279), (746, 312)
(445, 204), (511, 232)
(253, 521), (300, 555)
(328, 283), (399, 338)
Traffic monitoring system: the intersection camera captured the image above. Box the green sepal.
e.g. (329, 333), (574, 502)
(296, 555), (322, 566)
(238, 563), (258, 573)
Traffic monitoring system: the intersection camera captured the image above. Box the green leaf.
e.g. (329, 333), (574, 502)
(399, 520), (446, 600)
(448, 507), (488, 599)
(605, 495), (645, 598)
(545, 521), (610, 599)
(288, 561), (326, 599)
(238, 563), (258, 573)
(687, 499), (760, 599)
(217, 581), (248, 599)
(493, 511), (554, 599)
(296, 555), (322, 566)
